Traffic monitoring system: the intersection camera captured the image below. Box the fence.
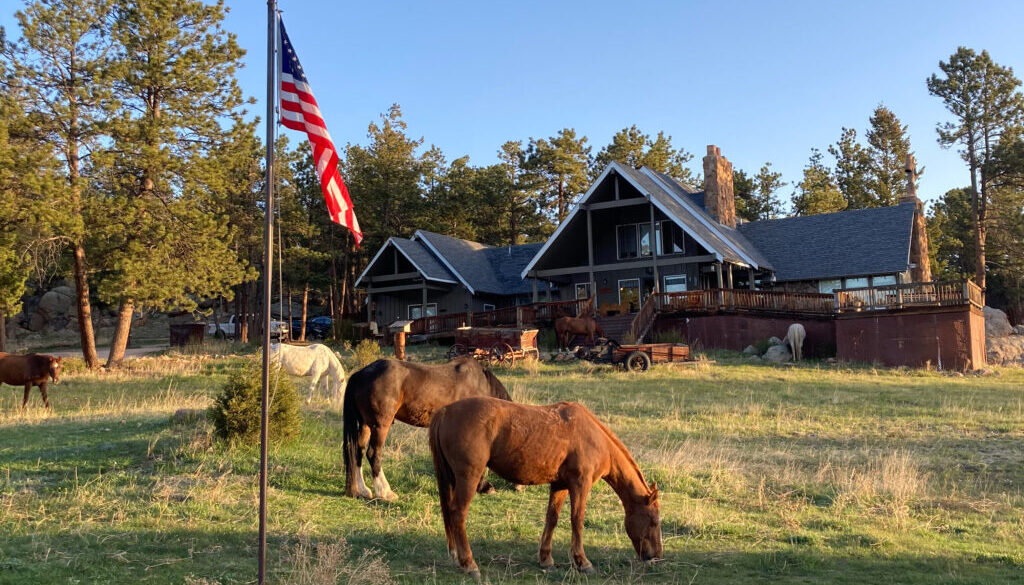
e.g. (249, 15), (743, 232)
(656, 288), (835, 315)
(834, 280), (983, 313)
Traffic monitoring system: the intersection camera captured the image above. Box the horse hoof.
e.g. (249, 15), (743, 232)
(539, 560), (555, 571)
(378, 490), (398, 502)
(514, 484), (527, 492)
(467, 569), (481, 580)
(577, 564), (595, 575)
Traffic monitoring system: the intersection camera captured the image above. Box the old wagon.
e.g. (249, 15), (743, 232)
(447, 326), (540, 365)
(576, 340), (691, 372)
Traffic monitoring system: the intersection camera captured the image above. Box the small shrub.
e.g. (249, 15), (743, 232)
(351, 339), (383, 369)
(284, 536), (393, 585)
(208, 364), (301, 444)
(537, 328), (558, 351)
(753, 338), (773, 356)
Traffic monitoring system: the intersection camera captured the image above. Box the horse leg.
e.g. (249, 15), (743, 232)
(306, 372), (320, 404)
(22, 383), (30, 410)
(538, 485), (568, 569)
(451, 467), (485, 577)
(568, 482), (594, 573)
(347, 423), (373, 499)
(367, 423), (398, 501)
(39, 382), (50, 409)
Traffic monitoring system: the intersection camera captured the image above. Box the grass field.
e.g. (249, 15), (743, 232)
(1, 344), (1023, 584)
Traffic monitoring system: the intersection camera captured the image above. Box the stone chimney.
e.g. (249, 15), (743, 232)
(703, 145), (736, 228)
(902, 153), (932, 282)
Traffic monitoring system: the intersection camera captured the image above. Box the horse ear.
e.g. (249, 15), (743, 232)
(647, 482), (658, 504)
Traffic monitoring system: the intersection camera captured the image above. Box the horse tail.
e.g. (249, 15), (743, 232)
(429, 410), (457, 546)
(342, 365), (369, 496)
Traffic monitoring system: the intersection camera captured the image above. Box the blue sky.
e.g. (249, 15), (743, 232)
(6, 1), (1024, 207)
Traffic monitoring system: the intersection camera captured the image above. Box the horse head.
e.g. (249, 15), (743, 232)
(483, 368), (511, 401)
(625, 482), (662, 562)
(49, 356), (63, 383)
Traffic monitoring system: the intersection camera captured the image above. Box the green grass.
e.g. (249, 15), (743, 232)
(1, 346), (1023, 584)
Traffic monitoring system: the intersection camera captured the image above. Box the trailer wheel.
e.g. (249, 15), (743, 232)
(625, 350), (651, 372)
(446, 344), (467, 360)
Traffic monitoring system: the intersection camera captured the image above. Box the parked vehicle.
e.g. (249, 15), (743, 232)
(289, 316), (330, 340)
(208, 315), (289, 340)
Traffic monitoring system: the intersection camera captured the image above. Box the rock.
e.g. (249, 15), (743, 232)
(983, 306), (1013, 338)
(747, 354), (762, 362)
(37, 286), (74, 317)
(768, 336), (784, 347)
(986, 335), (1024, 366)
(1014, 325), (1024, 336)
(764, 344), (792, 364)
(742, 344), (758, 355)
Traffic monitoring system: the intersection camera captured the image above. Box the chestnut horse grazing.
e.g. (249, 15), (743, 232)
(554, 315), (603, 350)
(0, 353), (63, 409)
(343, 356), (510, 501)
(430, 397), (662, 578)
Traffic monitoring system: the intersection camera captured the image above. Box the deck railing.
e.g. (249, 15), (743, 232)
(627, 291), (659, 342)
(656, 288), (835, 315)
(834, 280), (983, 312)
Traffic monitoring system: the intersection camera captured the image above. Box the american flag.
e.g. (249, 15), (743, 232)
(278, 17), (362, 245)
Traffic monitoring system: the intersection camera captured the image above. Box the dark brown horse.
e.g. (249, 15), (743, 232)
(0, 353), (63, 409)
(554, 315), (603, 350)
(343, 356), (510, 500)
(430, 396), (662, 578)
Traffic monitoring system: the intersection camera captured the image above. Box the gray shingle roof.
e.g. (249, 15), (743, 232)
(736, 203), (916, 282)
(415, 230), (542, 295)
(389, 238), (457, 283)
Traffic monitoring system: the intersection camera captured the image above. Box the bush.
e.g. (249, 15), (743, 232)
(208, 364), (301, 444)
(351, 339), (382, 369)
(537, 328), (558, 351)
(753, 338), (773, 356)
(651, 328), (687, 344)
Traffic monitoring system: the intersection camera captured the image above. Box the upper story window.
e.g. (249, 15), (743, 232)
(656, 221), (685, 255)
(618, 221), (687, 260)
(617, 224), (639, 259)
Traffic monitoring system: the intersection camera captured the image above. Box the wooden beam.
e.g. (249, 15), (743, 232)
(586, 208), (595, 295)
(614, 174), (620, 200)
(584, 198), (646, 211)
(364, 271), (420, 283)
(534, 254), (718, 278)
(726, 263), (733, 289)
(366, 283), (449, 294)
(532, 273), (538, 303)
(649, 203), (659, 288)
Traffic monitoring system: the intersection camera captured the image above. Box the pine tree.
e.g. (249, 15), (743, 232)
(528, 128), (591, 222)
(928, 47), (1024, 300)
(4, 0), (117, 367)
(97, 0), (249, 366)
(736, 163), (785, 221)
(593, 125), (695, 184)
(866, 105), (916, 206)
(792, 149), (847, 216)
(829, 128), (873, 209)
(926, 188), (975, 280)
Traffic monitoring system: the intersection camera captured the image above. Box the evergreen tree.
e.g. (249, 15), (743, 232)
(829, 127), (873, 209)
(986, 136), (1024, 311)
(4, 0), (117, 367)
(593, 125), (695, 184)
(866, 105), (916, 206)
(528, 128), (591, 222)
(736, 163), (785, 221)
(928, 47), (1024, 299)
(926, 188), (974, 280)
(97, 0), (249, 366)
(791, 149), (847, 216)
(489, 140), (548, 244)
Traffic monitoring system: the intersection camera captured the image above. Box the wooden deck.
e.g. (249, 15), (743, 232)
(405, 281), (982, 338)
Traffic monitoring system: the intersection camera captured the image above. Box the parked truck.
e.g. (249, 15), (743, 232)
(208, 315), (289, 340)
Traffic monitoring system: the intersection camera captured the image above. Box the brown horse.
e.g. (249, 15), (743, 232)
(0, 353), (63, 409)
(554, 315), (603, 350)
(343, 356), (510, 501)
(430, 396), (662, 578)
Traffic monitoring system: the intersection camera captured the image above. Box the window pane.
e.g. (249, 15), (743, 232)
(617, 224), (638, 259)
(619, 279), (640, 306)
(872, 275), (896, 287)
(575, 283), (591, 299)
(655, 222), (663, 255)
(818, 279), (841, 294)
(658, 222), (684, 255)
(845, 277), (869, 289)
(639, 224), (652, 256)
(664, 275), (687, 293)
(425, 304), (438, 317)
(409, 305), (422, 319)
(670, 224), (684, 253)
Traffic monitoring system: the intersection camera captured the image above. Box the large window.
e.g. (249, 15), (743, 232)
(408, 303), (437, 319)
(663, 275), (688, 293)
(575, 283), (591, 299)
(616, 224), (639, 259)
(656, 221), (685, 255)
(818, 279), (842, 294)
(618, 278), (641, 307)
(871, 275), (897, 286)
(482, 303), (495, 311)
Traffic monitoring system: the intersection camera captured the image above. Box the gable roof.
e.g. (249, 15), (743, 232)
(736, 203), (916, 282)
(413, 230), (542, 295)
(354, 237), (457, 287)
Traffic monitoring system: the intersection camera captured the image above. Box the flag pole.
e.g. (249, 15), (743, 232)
(259, 1), (277, 584)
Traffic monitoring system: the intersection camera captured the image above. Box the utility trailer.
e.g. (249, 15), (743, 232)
(576, 340), (691, 372)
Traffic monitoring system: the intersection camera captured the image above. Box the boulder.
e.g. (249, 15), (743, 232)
(37, 286), (74, 317)
(742, 344), (758, 355)
(768, 336), (785, 347)
(1014, 325), (1024, 336)
(764, 344), (792, 364)
(986, 335), (1024, 366)
(983, 306), (1013, 338)
(747, 354), (763, 363)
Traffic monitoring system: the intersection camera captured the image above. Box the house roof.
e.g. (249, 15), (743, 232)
(736, 203), (916, 282)
(414, 230), (542, 295)
(354, 237), (459, 287)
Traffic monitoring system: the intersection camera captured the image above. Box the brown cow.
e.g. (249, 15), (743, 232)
(0, 353), (63, 409)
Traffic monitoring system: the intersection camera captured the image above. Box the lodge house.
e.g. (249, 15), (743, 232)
(357, 145), (933, 328)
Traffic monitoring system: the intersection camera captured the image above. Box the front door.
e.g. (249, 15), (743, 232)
(618, 278), (640, 311)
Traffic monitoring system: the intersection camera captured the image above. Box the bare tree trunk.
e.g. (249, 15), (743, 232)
(106, 298), (134, 368)
(968, 146), (986, 305)
(0, 308), (6, 353)
(239, 284), (249, 342)
(286, 287), (293, 336)
(300, 282), (309, 341)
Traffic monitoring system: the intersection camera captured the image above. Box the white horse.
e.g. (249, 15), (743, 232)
(268, 343), (346, 403)
(786, 323), (806, 362)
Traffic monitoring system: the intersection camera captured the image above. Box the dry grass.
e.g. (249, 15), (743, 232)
(283, 536), (394, 585)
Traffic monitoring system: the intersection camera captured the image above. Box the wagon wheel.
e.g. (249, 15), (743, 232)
(524, 347), (540, 361)
(503, 343), (517, 367)
(625, 350), (651, 372)
(446, 343), (468, 360)
(487, 345), (504, 366)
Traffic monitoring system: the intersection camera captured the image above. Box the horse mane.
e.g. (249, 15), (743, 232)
(580, 407), (651, 495)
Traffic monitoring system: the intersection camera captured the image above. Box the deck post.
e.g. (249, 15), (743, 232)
(748, 267), (755, 290)
(532, 273), (538, 303)
(649, 202), (659, 289)
(715, 262), (724, 308)
(545, 279), (552, 302)
(366, 289), (373, 323)
(726, 263), (733, 289)
(422, 279), (428, 310)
